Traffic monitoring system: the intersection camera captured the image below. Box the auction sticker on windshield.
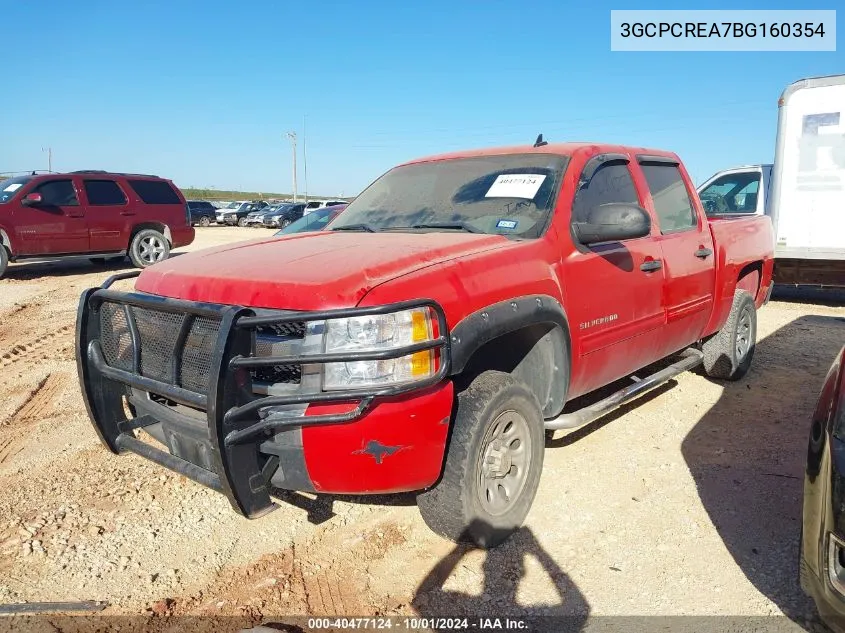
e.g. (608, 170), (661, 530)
(485, 174), (546, 199)
(3, 184), (22, 192)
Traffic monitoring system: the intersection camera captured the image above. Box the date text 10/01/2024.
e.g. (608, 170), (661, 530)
(306, 617), (529, 630)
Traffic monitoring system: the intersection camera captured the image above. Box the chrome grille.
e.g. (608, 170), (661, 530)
(253, 325), (306, 385)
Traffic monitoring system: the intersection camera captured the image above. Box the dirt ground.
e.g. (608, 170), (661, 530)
(0, 226), (843, 630)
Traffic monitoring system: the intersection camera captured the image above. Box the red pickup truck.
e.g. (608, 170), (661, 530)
(76, 142), (774, 547)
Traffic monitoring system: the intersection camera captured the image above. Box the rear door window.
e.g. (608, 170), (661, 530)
(640, 163), (698, 233)
(127, 180), (181, 204)
(84, 179), (128, 205)
(33, 180), (79, 206)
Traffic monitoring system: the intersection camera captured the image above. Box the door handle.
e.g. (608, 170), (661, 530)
(640, 259), (663, 272)
(120, 211), (136, 216)
(695, 247), (713, 259)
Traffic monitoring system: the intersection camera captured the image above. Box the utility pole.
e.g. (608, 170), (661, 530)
(285, 132), (297, 202)
(41, 146), (52, 172)
(303, 115), (309, 205)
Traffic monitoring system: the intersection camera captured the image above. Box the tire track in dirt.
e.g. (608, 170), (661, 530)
(160, 514), (412, 619)
(0, 325), (73, 368)
(0, 373), (65, 466)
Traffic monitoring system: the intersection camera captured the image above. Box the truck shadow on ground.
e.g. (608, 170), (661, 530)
(681, 314), (845, 627)
(2, 252), (187, 282)
(411, 521), (590, 631)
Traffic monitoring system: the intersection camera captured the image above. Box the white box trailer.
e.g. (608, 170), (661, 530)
(697, 74), (845, 287)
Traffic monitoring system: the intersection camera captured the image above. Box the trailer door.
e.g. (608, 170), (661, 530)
(772, 77), (845, 260)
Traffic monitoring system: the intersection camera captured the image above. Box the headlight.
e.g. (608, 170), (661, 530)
(322, 307), (436, 390)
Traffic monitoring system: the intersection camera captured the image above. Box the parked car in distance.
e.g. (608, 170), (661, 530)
(217, 201), (269, 227)
(302, 199), (349, 215)
(245, 204), (282, 227)
(216, 201), (249, 225)
(263, 202), (306, 228)
(187, 200), (218, 227)
(273, 204), (346, 235)
(802, 344), (845, 630)
(0, 170), (194, 278)
(76, 142), (773, 548)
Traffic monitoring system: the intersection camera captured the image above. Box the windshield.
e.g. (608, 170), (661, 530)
(330, 154), (568, 237)
(275, 206), (338, 235)
(0, 176), (33, 203)
(223, 201), (240, 209)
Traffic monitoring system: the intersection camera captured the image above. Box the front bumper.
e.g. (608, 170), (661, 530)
(76, 271), (452, 518)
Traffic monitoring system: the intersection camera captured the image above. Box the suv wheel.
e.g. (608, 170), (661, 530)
(280, 219), (291, 228)
(129, 229), (171, 268)
(0, 246), (8, 279)
(417, 370), (544, 549)
(199, 216), (211, 227)
(237, 217), (248, 227)
(702, 289), (757, 380)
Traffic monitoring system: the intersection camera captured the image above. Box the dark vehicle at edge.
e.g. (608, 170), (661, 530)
(802, 344), (845, 631)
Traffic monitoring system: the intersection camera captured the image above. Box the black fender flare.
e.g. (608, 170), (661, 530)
(448, 294), (571, 415)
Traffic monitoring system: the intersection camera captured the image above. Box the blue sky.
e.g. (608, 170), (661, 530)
(1, 0), (842, 196)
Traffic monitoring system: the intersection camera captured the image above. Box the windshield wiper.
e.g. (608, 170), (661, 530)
(331, 223), (379, 233)
(405, 222), (484, 234)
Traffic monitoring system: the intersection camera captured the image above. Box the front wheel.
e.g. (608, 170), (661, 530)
(417, 371), (545, 549)
(237, 217), (248, 227)
(129, 229), (170, 268)
(280, 219), (291, 228)
(702, 289), (757, 380)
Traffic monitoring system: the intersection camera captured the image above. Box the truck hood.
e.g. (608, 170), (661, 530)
(134, 231), (512, 309)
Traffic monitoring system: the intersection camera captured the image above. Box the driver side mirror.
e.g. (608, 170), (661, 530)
(573, 203), (651, 245)
(21, 192), (43, 207)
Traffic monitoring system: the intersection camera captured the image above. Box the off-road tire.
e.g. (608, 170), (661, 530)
(199, 216), (211, 227)
(0, 246), (8, 279)
(417, 370), (545, 549)
(237, 217), (248, 227)
(702, 289), (757, 380)
(129, 229), (170, 269)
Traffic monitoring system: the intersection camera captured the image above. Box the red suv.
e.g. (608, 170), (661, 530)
(0, 170), (195, 278)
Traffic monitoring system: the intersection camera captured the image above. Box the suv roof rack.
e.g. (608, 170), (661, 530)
(70, 170), (161, 178)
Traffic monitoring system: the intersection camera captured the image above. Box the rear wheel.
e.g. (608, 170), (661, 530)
(129, 229), (170, 268)
(702, 289), (757, 380)
(417, 371), (544, 549)
(0, 246), (8, 279)
(199, 216), (211, 227)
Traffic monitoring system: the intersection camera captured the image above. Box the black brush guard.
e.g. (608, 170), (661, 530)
(76, 271), (450, 518)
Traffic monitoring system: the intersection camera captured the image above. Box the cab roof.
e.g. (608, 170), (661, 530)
(400, 142), (680, 166)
